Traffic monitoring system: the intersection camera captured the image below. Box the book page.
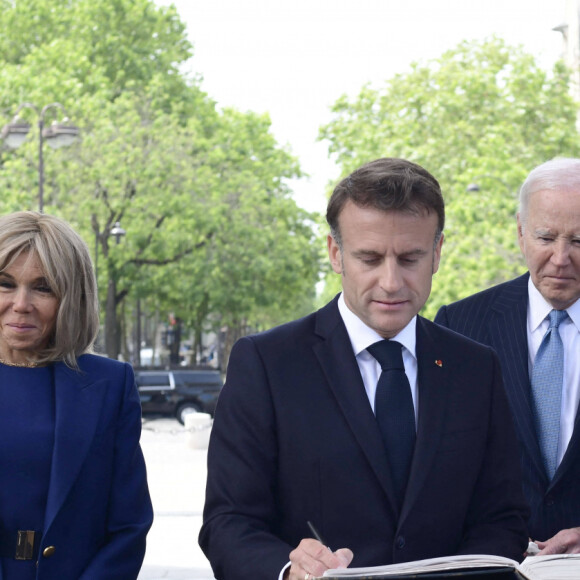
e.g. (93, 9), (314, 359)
(520, 554), (580, 580)
(321, 554), (520, 577)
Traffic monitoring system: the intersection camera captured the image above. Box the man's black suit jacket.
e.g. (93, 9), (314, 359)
(200, 296), (528, 580)
(435, 273), (580, 542)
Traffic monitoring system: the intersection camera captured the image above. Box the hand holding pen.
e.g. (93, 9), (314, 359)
(285, 522), (353, 580)
(307, 521), (329, 549)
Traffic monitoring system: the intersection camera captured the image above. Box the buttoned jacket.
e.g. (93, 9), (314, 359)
(435, 273), (580, 540)
(200, 296), (528, 580)
(2, 354), (154, 580)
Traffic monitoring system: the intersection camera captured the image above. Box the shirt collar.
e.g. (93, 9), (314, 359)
(337, 292), (417, 359)
(528, 276), (580, 333)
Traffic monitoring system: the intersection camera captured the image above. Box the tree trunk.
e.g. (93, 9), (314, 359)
(134, 299), (142, 366)
(105, 277), (120, 359)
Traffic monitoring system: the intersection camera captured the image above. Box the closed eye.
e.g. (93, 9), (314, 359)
(361, 257), (381, 265)
(353, 251), (383, 266)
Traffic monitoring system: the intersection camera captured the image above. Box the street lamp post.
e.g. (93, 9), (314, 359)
(1, 102), (80, 212)
(93, 220), (127, 358)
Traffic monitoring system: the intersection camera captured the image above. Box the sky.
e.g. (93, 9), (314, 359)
(158, 0), (568, 213)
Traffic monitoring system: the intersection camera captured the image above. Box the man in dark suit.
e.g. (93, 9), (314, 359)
(435, 158), (580, 556)
(200, 158), (528, 580)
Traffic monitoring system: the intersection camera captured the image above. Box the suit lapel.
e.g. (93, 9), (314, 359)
(44, 361), (108, 531)
(400, 317), (449, 522)
(551, 392), (580, 487)
(485, 275), (546, 480)
(312, 298), (400, 515)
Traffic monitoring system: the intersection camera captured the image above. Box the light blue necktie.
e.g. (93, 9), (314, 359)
(531, 309), (568, 480)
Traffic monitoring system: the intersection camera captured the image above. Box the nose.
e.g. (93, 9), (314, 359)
(12, 288), (33, 312)
(378, 258), (403, 294)
(550, 240), (571, 267)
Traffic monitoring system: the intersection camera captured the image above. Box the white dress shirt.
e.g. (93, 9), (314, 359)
(337, 293), (419, 423)
(527, 278), (580, 467)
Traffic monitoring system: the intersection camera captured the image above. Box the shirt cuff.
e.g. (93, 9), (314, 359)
(278, 561), (291, 580)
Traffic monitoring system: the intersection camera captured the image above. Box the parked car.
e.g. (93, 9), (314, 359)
(135, 369), (223, 424)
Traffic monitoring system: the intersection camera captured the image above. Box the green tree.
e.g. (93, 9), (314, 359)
(53, 92), (316, 362)
(0, 0), (199, 212)
(320, 37), (580, 317)
(0, 0), (192, 103)
(137, 107), (321, 365)
(0, 0), (321, 364)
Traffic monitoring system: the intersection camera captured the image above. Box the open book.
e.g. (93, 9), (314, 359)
(320, 553), (580, 579)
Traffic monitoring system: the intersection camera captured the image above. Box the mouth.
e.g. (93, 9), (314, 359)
(545, 274), (574, 282)
(372, 299), (407, 310)
(7, 323), (37, 332)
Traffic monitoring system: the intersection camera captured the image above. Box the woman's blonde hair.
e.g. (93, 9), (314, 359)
(0, 211), (99, 367)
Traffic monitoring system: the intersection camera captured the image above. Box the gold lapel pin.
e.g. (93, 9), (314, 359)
(435, 359), (443, 367)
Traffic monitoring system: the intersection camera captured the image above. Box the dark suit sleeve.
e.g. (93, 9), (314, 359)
(78, 363), (153, 579)
(199, 337), (294, 580)
(455, 350), (529, 561)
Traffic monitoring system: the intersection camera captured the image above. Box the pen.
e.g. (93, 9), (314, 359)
(307, 520), (330, 549)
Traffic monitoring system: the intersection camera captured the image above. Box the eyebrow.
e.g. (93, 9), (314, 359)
(352, 250), (382, 258)
(0, 272), (50, 284)
(352, 248), (428, 258)
(400, 248), (429, 257)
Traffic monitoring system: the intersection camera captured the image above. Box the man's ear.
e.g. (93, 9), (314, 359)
(432, 233), (444, 274)
(516, 213), (525, 254)
(327, 234), (342, 274)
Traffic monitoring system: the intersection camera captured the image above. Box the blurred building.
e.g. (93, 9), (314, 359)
(555, 0), (580, 102)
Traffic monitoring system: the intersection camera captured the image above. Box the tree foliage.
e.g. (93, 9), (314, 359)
(0, 0), (320, 364)
(319, 37), (580, 317)
(0, 0), (192, 102)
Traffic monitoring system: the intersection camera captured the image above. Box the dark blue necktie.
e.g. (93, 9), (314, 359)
(367, 340), (416, 507)
(531, 309), (568, 480)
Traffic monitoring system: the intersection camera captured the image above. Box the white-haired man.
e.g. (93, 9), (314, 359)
(436, 158), (580, 555)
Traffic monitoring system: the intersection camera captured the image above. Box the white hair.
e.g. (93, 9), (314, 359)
(519, 158), (580, 228)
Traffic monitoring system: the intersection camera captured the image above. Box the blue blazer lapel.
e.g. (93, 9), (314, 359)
(401, 317), (449, 522)
(485, 275), (546, 479)
(44, 362), (108, 530)
(312, 298), (400, 515)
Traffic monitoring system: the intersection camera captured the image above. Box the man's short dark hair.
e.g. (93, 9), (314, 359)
(326, 158), (445, 247)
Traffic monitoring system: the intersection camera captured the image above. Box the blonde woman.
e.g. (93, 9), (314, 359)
(0, 211), (152, 579)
